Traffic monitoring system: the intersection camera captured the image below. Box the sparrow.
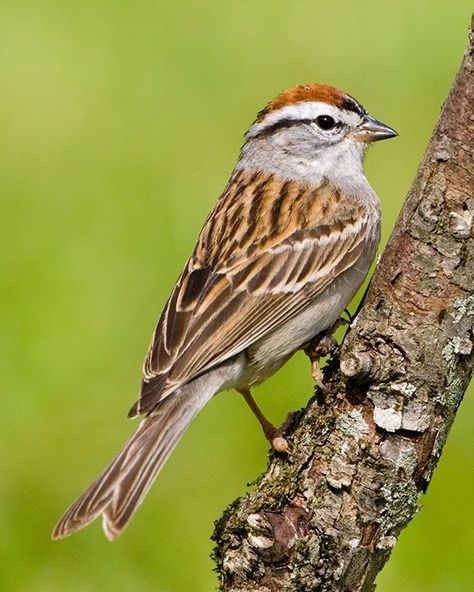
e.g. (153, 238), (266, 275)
(52, 83), (397, 541)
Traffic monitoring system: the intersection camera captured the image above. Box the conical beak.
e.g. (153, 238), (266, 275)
(354, 114), (398, 143)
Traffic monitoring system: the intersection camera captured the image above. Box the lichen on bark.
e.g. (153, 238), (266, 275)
(212, 17), (474, 592)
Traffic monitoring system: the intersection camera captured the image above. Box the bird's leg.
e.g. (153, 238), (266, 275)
(303, 317), (350, 390)
(238, 388), (288, 453)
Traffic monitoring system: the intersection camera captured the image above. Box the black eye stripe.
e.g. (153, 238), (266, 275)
(253, 116), (343, 138)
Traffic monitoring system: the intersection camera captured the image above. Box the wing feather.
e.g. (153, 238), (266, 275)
(135, 171), (371, 415)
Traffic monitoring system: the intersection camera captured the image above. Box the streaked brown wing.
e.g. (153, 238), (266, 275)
(133, 170), (369, 416)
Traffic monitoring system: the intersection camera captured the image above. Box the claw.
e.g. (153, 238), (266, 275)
(311, 359), (329, 392)
(271, 435), (289, 453)
(304, 318), (348, 390)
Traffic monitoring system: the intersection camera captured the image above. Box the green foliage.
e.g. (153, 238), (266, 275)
(1, 2), (472, 591)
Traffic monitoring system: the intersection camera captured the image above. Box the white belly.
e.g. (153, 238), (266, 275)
(243, 261), (371, 386)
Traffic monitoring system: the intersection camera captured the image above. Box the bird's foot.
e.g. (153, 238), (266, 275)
(238, 388), (289, 453)
(303, 317), (349, 390)
(265, 426), (289, 454)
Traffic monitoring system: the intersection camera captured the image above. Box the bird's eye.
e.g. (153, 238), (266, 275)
(315, 115), (336, 131)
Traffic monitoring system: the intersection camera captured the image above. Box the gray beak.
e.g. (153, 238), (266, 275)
(355, 114), (398, 143)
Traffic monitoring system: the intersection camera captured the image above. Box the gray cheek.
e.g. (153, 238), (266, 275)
(276, 129), (323, 159)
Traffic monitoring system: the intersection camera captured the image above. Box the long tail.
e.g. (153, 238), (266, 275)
(52, 386), (211, 541)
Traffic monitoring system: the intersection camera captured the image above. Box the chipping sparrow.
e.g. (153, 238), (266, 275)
(53, 83), (397, 541)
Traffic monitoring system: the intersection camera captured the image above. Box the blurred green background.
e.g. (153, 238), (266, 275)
(1, 2), (472, 591)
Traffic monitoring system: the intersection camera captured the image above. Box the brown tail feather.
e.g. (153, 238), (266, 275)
(52, 387), (210, 540)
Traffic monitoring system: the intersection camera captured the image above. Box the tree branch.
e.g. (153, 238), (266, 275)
(212, 16), (473, 592)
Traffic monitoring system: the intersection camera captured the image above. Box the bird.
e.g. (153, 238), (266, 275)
(52, 83), (397, 541)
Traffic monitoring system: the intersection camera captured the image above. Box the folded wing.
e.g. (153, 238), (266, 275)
(132, 170), (369, 416)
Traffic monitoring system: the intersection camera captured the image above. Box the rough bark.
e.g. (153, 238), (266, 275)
(212, 18), (474, 592)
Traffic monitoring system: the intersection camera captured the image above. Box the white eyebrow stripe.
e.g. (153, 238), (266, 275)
(247, 101), (362, 138)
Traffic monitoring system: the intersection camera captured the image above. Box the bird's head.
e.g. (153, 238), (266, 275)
(241, 83), (397, 181)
